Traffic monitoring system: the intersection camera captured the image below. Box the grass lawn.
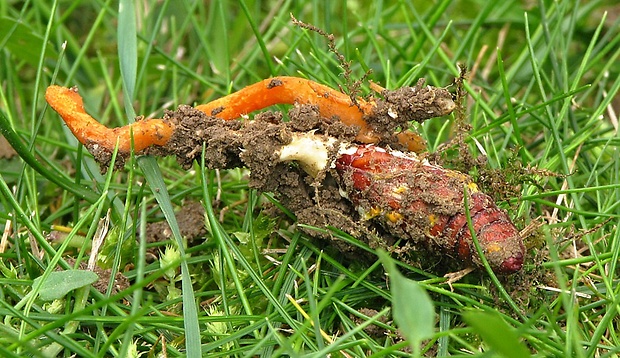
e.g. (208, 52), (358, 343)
(1, 1), (619, 357)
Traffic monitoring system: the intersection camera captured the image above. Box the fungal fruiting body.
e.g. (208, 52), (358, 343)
(194, 76), (454, 151)
(45, 81), (524, 273)
(45, 86), (173, 152)
(332, 144), (525, 273)
(195, 77), (379, 143)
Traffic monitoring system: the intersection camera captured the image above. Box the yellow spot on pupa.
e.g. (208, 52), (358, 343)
(361, 206), (383, 220)
(385, 212), (403, 223)
(446, 171), (470, 181)
(424, 214), (439, 237)
(467, 182), (479, 192)
(485, 242), (501, 253)
(393, 185), (408, 194)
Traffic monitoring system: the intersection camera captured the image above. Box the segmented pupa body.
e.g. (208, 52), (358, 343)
(334, 144), (524, 273)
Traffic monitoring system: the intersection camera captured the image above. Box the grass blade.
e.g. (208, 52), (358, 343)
(137, 156), (202, 356)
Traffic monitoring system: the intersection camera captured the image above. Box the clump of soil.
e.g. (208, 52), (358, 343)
(149, 109), (437, 269)
(143, 201), (207, 243)
(370, 78), (455, 132)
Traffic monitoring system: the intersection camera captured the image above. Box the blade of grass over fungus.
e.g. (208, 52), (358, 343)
(137, 156), (202, 356)
(118, 0), (137, 119)
(117, 3), (200, 354)
(463, 187), (525, 321)
(199, 153), (321, 350)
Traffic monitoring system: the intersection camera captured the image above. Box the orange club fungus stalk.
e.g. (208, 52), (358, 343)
(45, 86), (173, 153)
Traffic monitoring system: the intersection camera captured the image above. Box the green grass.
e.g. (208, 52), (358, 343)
(1, 0), (619, 357)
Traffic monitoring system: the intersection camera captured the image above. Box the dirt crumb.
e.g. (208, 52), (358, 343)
(267, 78), (283, 88)
(0, 135), (17, 159)
(210, 106), (224, 116)
(288, 104), (358, 140)
(367, 79), (456, 147)
(143, 201), (207, 245)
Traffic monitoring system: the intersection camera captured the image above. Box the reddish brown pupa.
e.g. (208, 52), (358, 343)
(334, 144), (525, 273)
